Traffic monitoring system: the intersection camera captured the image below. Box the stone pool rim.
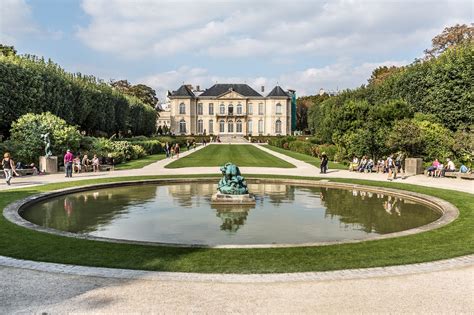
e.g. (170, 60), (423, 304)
(3, 178), (459, 249)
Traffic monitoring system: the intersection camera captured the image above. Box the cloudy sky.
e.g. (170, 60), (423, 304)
(0, 0), (472, 100)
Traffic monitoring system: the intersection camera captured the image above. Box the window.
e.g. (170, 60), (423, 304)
(276, 103), (282, 115)
(228, 120), (234, 133)
(179, 119), (186, 134)
(209, 103), (214, 115)
(219, 120), (225, 133)
(258, 119), (264, 134)
(228, 104), (234, 115)
(197, 119), (203, 134)
(220, 103), (225, 114)
(236, 120), (242, 133)
(247, 120), (253, 134)
(236, 103), (242, 115)
(209, 120), (213, 133)
(248, 103), (253, 114)
(275, 119), (282, 134)
(179, 103), (186, 114)
(197, 103), (203, 115)
(258, 103), (264, 115)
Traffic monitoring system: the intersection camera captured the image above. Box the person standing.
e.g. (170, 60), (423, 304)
(164, 142), (170, 158)
(2, 153), (18, 185)
(320, 152), (329, 174)
(175, 143), (180, 158)
(64, 149), (74, 178)
(387, 154), (396, 181)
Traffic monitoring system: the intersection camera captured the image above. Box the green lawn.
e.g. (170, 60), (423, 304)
(165, 144), (295, 168)
(0, 175), (473, 274)
(265, 145), (347, 170)
(115, 154), (166, 170)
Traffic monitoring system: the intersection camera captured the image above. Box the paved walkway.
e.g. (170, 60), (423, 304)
(1, 143), (473, 313)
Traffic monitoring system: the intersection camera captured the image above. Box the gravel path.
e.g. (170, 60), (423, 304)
(1, 143), (473, 313)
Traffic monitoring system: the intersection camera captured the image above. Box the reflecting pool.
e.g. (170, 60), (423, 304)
(21, 182), (441, 245)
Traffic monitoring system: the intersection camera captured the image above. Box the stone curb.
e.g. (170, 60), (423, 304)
(3, 178), (459, 248)
(0, 254), (472, 283)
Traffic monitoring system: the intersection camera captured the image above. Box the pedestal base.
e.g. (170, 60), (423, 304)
(405, 158), (423, 175)
(211, 192), (256, 205)
(39, 156), (58, 173)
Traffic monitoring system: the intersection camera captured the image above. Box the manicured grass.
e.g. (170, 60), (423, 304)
(165, 144), (295, 168)
(0, 175), (473, 274)
(265, 145), (347, 170)
(114, 154), (166, 170)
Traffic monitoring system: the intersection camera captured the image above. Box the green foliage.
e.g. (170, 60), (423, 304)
(288, 140), (313, 155)
(306, 42), (473, 163)
(9, 112), (81, 163)
(0, 54), (156, 137)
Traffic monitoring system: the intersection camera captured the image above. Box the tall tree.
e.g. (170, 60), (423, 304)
(0, 44), (17, 56)
(367, 66), (400, 86)
(424, 23), (473, 59)
(111, 80), (158, 107)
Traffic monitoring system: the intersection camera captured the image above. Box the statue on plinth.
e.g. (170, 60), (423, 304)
(217, 162), (249, 195)
(40, 132), (52, 158)
(212, 163), (255, 204)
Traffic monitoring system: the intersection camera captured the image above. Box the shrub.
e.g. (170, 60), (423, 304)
(288, 140), (313, 155)
(9, 112), (82, 164)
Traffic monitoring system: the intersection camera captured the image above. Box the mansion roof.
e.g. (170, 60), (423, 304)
(170, 83), (291, 99)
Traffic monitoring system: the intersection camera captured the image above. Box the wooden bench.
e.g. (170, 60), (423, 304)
(424, 170), (474, 180)
(0, 168), (35, 177)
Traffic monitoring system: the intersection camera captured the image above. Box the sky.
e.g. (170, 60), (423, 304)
(0, 0), (472, 100)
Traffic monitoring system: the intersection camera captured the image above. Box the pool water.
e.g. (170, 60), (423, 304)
(21, 182), (441, 245)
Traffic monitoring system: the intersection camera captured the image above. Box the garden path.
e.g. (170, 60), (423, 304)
(0, 143), (473, 313)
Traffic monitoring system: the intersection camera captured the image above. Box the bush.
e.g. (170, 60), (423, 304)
(311, 144), (338, 160)
(9, 112), (82, 164)
(129, 140), (162, 155)
(288, 140), (313, 155)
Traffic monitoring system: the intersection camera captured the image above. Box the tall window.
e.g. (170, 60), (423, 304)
(209, 103), (214, 115)
(197, 103), (203, 115)
(197, 119), (203, 134)
(236, 120), (242, 133)
(179, 103), (186, 114)
(247, 120), (253, 134)
(276, 103), (282, 115)
(209, 120), (213, 133)
(228, 104), (234, 115)
(258, 103), (264, 115)
(219, 120), (225, 133)
(236, 103), (242, 115)
(258, 119), (264, 134)
(248, 103), (253, 114)
(220, 103), (225, 114)
(228, 120), (234, 133)
(179, 119), (186, 134)
(275, 119), (282, 134)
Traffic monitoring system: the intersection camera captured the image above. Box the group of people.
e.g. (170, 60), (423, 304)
(349, 154), (406, 181)
(64, 150), (100, 178)
(164, 142), (181, 159)
(425, 158), (469, 177)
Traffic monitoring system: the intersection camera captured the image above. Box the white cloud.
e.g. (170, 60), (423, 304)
(139, 59), (408, 100)
(77, 0), (472, 59)
(0, 0), (37, 43)
(0, 0), (63, 44)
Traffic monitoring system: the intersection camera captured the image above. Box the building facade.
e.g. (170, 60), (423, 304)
(168, 83), (294, 136)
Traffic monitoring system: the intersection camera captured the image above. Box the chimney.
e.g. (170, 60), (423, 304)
(196, 85), (200, 91)
(261, 86), (265, 93)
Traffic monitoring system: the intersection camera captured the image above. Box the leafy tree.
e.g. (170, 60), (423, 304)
(368, 66), (400, 86)
(8, 112), (82, 163)
(0, 44), (16, 56)
(111, 80), (159, 107)
(424, 23), (473, 59)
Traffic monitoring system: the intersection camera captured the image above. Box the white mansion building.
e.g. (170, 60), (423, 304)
(159, 84), (294, 136)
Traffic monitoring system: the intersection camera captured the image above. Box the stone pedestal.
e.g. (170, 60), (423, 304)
(211, 192), (256, 205)
(39, 156), (58, 173)
(405, 158), (424, 175)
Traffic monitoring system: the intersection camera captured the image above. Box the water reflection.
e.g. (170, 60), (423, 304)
(22, 183), (441, 245)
